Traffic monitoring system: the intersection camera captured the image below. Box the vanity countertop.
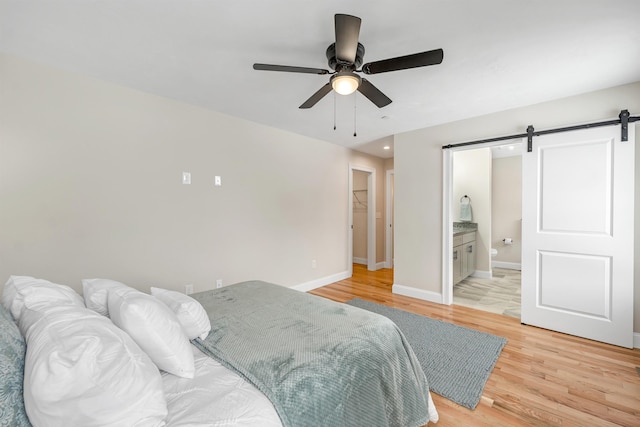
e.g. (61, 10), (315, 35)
(453, 222), (477, 236)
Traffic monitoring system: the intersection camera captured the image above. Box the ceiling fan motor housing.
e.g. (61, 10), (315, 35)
(326, 42), (365, 71)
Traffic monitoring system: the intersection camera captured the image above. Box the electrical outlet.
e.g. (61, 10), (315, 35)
(214, 176), (222, 186)
(311, 259), (317, 269)
(185, 284), (194, 295)
(216, 279), (222, 289)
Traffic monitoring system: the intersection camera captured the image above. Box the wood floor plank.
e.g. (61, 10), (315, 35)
(310, 264), (640, 427)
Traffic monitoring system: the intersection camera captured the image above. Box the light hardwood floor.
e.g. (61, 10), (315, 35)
(310, 264), (640, 427)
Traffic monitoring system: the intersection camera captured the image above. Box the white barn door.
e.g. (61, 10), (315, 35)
(521, 124), (635, 348)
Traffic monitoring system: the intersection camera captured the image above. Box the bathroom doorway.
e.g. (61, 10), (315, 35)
(444, 142), (522, 318)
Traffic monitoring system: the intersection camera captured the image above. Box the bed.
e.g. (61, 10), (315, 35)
(0, 276), (438, 427)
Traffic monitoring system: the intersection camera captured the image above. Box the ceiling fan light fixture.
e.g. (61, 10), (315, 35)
(331, 72), (361, 95)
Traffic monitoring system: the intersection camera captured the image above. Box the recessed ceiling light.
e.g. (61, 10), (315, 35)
(383, 145), (390, 150)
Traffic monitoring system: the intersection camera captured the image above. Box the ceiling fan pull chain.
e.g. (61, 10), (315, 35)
(333, 91), (337, 130)
(353, 93), (357, 137)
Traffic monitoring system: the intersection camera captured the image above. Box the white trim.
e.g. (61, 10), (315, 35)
(385, 169), (394, 269)
(634, 332), (640, 349)
(349, 164), (376, 272)
(347, 165), (354, 278)
(353, 259), (385, 270)
(492, 261), (522, 270)
(471, 270), (492, 279)
(292, 270), (351, 292)
(366, 170), (376, 272)
(392, 283), (444, 304)
(441, 150), (454, 305)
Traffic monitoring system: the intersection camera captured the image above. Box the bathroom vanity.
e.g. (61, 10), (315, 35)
(453, 222), (477, 284)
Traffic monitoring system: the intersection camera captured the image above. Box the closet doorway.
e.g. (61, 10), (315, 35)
(348, 164), (376, 276)
(352, 170), (369, 266)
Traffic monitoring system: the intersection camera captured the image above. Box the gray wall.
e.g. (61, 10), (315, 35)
(0, 54), (387, 294)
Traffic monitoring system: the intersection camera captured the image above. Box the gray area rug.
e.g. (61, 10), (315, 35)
(345, 298), (507, 409)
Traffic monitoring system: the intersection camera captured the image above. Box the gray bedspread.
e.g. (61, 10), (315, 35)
(191, 281), (431, 427)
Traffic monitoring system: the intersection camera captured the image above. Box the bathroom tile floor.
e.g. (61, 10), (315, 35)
(453, 268), (521, 318)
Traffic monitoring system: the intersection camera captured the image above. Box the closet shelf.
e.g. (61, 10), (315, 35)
(353, 190), (367, 209)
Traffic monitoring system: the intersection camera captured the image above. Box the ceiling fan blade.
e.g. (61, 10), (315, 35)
(334, 14), (361, 64)
(253, 63), (330, 75)
(357, 79), (392, 108)
(299, 83), (333, 109)
(362, 48), (444, 75)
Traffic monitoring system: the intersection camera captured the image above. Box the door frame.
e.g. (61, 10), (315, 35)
(442, 149), (455, 304)
(348, 164), (376, 275)
(385, 169), (394, 269)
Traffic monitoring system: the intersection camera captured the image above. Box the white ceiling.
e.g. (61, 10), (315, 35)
(2, 0), (639, 159)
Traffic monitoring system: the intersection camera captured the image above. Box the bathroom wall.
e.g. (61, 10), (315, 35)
(452, 148), (492, 276)
(491, 155), (522, 268)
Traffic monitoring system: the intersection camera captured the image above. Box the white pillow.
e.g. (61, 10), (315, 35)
(108, 287), (195, 379)
(150, 287), (211, 340)
(82, 278), (129, 316)
(3, 275), (85, 321)
(21, 304), (167, 427)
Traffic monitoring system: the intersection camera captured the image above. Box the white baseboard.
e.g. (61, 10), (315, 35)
(492, 261), (522, 270)
(292, 270), (350, 292)
(353, 259), (387, 271)
(471, 270), (492, 279)
(634, 332), (640, 349)
(392, 284), (443, 304)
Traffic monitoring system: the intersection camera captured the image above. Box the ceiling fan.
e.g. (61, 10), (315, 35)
(253, 14), (444, 109)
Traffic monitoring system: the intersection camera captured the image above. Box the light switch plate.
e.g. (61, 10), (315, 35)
(182, 172), (191, 185)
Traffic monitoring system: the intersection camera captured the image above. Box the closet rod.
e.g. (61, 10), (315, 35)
(442, 109), (639, 152)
